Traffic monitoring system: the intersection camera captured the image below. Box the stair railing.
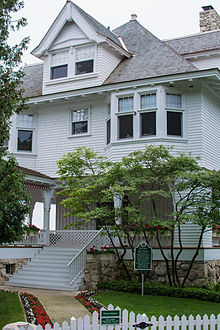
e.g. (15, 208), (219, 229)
(68, 228), (110, 285)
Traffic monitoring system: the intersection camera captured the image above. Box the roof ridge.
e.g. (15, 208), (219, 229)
(114, 20), (196, 70)
(70, 1), (122, 47)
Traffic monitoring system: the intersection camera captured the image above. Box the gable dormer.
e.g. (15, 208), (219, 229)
(32, 1), (130, 95)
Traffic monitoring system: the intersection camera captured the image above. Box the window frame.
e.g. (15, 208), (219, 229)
(49, 44), (96, 81)
(165, 92), (184, 138)
(138, 92), (157, 138)
(70, 108), (91, 137)
(16, 114), (35, 153)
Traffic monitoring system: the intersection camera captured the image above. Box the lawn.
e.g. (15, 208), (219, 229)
(94, 291), (220, 318)
(0, 291), (25, 328)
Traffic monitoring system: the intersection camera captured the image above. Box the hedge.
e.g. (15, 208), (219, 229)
(98, 280), (220, 303)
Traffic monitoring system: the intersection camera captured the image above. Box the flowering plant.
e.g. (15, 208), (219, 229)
(86, 245), (115, 255)
(20, 292), (53, 329)
(75, 291), (104, 316)
(212, 225), (220, 235)
(23, 224), (40, 235)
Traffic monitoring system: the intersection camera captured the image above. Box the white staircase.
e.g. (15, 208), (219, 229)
(7, 246), (83, 291)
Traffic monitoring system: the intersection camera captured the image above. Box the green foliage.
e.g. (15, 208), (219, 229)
(0, 0), (29, 155)
(0, 1), (30, 244)
(0, 157), (30, 244)
(57, 145), (220, 286)
(98, 279), (220, 303)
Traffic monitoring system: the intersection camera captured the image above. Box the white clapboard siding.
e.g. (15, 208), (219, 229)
(42, 44), (122, 95)
(201, 88), (220, 170)
(9, 309), (220, 330)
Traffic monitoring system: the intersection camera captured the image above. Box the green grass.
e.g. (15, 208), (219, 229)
(94, 291), (220, 318)
(0, 291), (25, 328)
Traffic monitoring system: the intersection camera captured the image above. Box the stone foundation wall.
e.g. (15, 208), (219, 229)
(85, 254), (220, 289)
(0, 258), (30, 285)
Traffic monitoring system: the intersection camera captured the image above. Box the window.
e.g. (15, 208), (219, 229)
(106, 119), (111, 145)
(51, 64), (68, 79)
(167, 111), (182, 136)
(166, 93), (181, 109)
(18, 130), (33, 151)
(75, 46), (95, 75)
(140, 93), (156, 137)
(141, 93), (156, 109)
(17, 114), (34, 152)
(50, 50), (68, 80)
(72, 109), (89, 135)
(141, 112), (156, 136)
(118, 97), (133, 112)
(118, 115), (133, 139)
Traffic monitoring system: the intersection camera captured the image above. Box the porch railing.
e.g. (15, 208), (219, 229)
(68, 228), (111, 285)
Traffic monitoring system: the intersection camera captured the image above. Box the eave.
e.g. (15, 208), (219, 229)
(27, 68), (220, 105)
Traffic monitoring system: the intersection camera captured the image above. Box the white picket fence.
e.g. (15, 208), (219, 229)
(6, 305), (220, 330)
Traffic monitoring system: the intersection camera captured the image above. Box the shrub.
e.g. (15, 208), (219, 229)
(98, 279), (220, 303)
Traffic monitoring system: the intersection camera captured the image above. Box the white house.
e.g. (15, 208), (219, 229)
(4, 2), (220, 290)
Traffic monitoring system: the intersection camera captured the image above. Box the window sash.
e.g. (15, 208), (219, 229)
(18, 114), (33, 128)
(118, 97), (134, 112)
(141, 93), (156, 109)
(141, 112), (156, 136)
(17, 130), (33, 151)
(167, 111), (182, 136)
(72, 122), (88, 135)
(51, 65), (68, 80)
(75, 60), (93, 75)
(118, 115), (133, 139)
(106, 119), (111, 145)
(166, 93), (182, 109)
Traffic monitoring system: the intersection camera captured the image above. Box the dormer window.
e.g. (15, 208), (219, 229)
(50, 50), (68, 80)
(51, 64), (68, 79)
(49, 45), (96, 80)
(75, 45), (95, 75)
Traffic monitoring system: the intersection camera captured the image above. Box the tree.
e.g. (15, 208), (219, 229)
(0, 0), (29, 154)
(57, 146), (220, 287)
(0, 0), (30, 244)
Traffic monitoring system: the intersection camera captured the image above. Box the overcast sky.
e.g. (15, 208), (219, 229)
(10, 0), (220, 65)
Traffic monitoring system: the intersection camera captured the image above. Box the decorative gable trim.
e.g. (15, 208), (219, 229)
(32, 1), (129, 58)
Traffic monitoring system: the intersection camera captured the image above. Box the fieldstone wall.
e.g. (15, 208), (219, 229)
(0, 258), (30, 285)
(200, 8), (220, 32)
(85, 254), (220, 289)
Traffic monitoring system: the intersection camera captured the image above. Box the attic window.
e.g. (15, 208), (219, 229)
(51, 64), (68, 80)
(75, 45), (95, 75)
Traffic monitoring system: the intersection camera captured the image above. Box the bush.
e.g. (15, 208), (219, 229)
(98, 279), (220, 303)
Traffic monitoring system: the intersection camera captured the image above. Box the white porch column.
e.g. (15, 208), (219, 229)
(43, 188), (55, 230)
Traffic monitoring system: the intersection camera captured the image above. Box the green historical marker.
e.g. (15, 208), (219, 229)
(100, 310), (121, 325)
(134, 241), (152, 296)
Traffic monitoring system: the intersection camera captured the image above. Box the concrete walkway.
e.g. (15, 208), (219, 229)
(1, 285), (91, 325)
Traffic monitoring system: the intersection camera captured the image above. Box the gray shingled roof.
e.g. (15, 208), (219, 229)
(165, 30), (220, 55)
(104, 20), (197, 85)
(71, 2), (122, 47)
(23, 64), (43, 98)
